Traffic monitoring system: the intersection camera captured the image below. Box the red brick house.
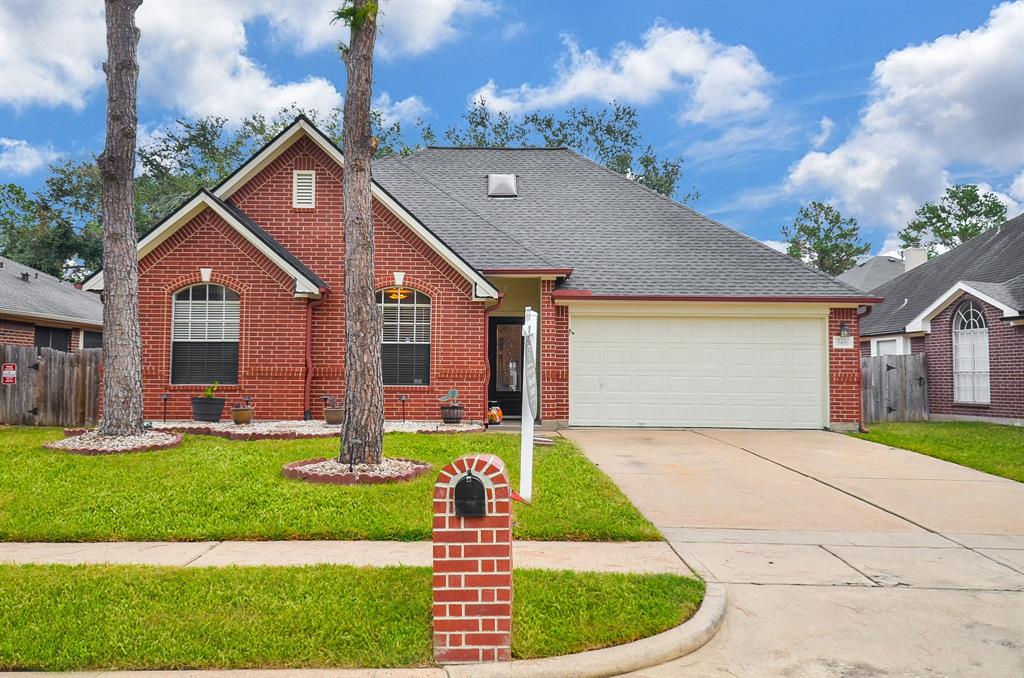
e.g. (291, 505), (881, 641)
(83, 116), (878, 429)
(1, 256), (103, 351)
(861, 214), (1024, 424)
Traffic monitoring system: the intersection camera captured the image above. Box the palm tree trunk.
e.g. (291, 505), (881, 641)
(340, 0), (383, 465)
(97, 0), (144, 436)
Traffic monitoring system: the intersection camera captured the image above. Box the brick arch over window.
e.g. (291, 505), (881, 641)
(952, 299), (990, 404)
(171, 283), (241, 385)
(376, 284), (431, 386)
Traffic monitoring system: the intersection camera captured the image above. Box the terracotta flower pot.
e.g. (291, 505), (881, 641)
(323, 407), (343, 425)
(232, 408), (254, 425)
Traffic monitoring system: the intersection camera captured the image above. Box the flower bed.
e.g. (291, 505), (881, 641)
(282, 456), (433, 485)
(45, 430), (183, 455)
(145, 419), (483, 441)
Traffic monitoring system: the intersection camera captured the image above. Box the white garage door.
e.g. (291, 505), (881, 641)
(569, 315), (826, 428)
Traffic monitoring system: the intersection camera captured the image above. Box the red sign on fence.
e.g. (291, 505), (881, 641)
(1, 363), (15, 385)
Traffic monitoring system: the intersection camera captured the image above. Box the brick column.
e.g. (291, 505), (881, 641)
(829, 307), (862, 430)
(432, 454), (513, 664)
(539, 279), (569, 423)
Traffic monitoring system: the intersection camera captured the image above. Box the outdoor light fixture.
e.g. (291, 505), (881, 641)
(839, 322), (850, 338)
(398, 394), (409, 422)
(388, 271), (409, 300)
(161, 392), (170, 422)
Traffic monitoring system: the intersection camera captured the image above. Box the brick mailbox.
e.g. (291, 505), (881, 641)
(432, 454), (513, 664)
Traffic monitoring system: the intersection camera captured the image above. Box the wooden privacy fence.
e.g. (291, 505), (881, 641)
(861, 353), (928, 424)
(0, 345), (102, 427)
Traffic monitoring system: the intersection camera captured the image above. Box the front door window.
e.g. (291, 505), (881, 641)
(495, 324), (521, 392)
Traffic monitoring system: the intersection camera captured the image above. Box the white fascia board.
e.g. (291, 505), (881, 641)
(213, 120), (499, 300)
(904, 282), (1018, 333)
(0, 310), (102, 330)
(82, 192), (321, 297)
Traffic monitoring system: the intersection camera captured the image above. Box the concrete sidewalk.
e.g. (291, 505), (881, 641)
(567, 428), (1024, 677)
(0, 539), (690, 575)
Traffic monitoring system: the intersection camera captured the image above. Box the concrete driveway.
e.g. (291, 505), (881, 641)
(565, 428), (1024, 677)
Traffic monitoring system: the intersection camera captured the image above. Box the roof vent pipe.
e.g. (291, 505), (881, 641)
(903, 247), (927, 272)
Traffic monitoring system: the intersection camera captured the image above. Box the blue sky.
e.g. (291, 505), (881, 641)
(2, 0), (1022, 255)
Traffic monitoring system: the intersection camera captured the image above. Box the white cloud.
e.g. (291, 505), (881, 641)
(0, 1), (105, 110)
(686, 119), (799, 165)
(471, 22), (772, 123)
(810, 116), (835, 149)
(1009, 171), (1024, 202)
(787, 2), (1024, 230)
(0, 0), (489, 117)
(501, 21), (526, 41)
(373, 92), (429, 125)
(0, 138), (61, 175)
(760, 239), (789, 253)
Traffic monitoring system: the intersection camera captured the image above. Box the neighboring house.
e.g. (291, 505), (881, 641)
(0, 256), (103, 351)
(860, 214), (1024, 424)
(837, 253), (920, 291)
(82, 115), (877, 429)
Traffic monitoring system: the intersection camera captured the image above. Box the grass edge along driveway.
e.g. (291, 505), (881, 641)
(0, 563), (704, 670)
(0, 427), (659, 542)
(851, 420), (1024, 482)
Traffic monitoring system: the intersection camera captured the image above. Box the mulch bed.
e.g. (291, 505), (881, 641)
(282, 457), (433, 485)
(46, 430), (184, 455)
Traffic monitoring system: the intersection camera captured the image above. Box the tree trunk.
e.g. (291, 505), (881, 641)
(97, 0), (145, 437)
(340, 0), (383, 465)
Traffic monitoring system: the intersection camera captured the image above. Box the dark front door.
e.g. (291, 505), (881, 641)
(489, 317), (523, 417)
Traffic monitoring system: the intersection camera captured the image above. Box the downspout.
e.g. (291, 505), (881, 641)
(303, 289), (329, 420)
(482, 291), (506, 426)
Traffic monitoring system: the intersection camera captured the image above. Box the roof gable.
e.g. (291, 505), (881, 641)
(861, 214), (1024, 336)
(213, 116), (498, 299)
(82, 190), (325, 296)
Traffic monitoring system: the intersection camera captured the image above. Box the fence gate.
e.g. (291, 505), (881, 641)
(861, 353), (928, 424)
(0, 345), (102, 427)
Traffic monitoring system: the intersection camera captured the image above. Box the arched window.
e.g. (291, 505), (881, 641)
(171, 284), (240, 385)
(952, 300), (989, 404)
(376, 287), (430, 385)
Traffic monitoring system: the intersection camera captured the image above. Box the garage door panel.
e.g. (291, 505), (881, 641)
(569, 315), (825, 428)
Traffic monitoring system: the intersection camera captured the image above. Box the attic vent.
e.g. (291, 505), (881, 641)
(487, 173), (517, 197)
(292, 170), (316, 208)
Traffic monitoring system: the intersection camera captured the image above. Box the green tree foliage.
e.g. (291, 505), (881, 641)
(782, 201), (870, 276)
(898, 184), (1008, 255)
(1, 101), (691, 280)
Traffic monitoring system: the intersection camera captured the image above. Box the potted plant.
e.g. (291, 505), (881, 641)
(439, 389), (463, 424)
(191, 381), (226, 423)
(321, 394), (343, 425)
(231, 396), (254, 425)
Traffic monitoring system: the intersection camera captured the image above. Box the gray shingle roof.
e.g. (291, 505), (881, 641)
(0, 256), (103, 327)
(861, 214), (1024, 336)
(374, 148), (870, 298)
(837, 256), (906, 292)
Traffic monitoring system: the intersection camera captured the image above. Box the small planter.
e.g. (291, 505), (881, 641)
(323, 408), (343, 426)
(231, 408), (254, 425)
(440, 404), (464, 424)
(191, 397), (226, 423)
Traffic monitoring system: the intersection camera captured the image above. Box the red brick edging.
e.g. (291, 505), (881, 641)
(46, 433), (184, 456)
(282, 457), (433, 485)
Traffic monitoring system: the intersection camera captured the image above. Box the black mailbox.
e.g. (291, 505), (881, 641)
(454, 470), (486, 517)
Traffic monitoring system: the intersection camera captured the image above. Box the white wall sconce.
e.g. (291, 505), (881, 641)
(200, 267), (212, 282)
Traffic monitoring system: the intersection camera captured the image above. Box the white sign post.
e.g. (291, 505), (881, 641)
(519, 307), (539, 502)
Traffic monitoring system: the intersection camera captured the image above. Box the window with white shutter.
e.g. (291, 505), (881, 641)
(376, 287), (430, 385)
(952, 300), (990, 404)
(171, 284), (240, 384)
(292, 170), (316, 208)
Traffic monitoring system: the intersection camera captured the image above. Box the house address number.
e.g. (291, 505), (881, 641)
(832, 336), (855, 349)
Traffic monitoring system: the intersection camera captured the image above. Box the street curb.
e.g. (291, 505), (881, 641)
(445, 582), (726, 678)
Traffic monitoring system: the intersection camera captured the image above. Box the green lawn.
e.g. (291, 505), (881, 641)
(851, 421), (1024, 482)
(0, 427), (658, 542)
(0, 564), (704, 670)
